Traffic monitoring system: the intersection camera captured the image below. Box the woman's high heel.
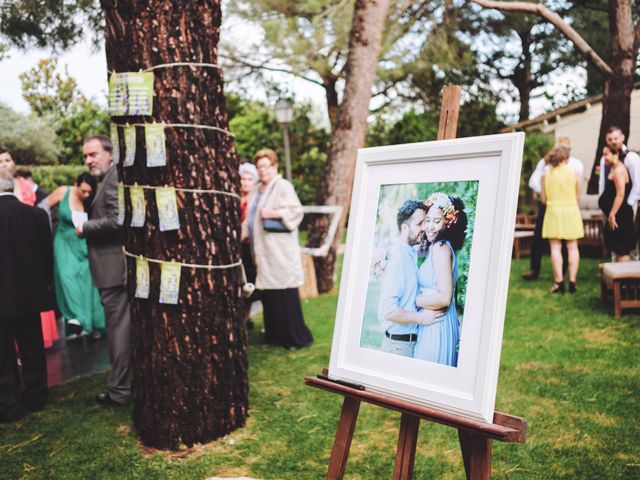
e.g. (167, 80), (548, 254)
(550, 281), (565, 294)
(569, 281), (576, 294)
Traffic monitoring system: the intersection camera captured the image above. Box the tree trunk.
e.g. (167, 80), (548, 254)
(513, 30), (533, 122)
(586, 0), (637, 192)
(101, 0), (248, 449)
(308, 0), (391, 293)
(324, 75), (340, 131)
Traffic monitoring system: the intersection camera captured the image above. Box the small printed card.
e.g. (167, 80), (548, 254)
(108, 72), (154, 116)
(123, 125), (136, 167)
(117, 183), (125, 225)
(110, 124), (120, 165)
(145, 123), (166, 167)
(159, 261), (181, 304)
(155, 187), (180, 232)
(71, 210), (88, 230)
(129, 186), (146, 227)
(135, 257), (150, 299)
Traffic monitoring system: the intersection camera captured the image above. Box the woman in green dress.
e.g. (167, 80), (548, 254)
(44, 173), (105, 337)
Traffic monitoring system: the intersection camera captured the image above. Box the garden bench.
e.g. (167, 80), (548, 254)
(600, 261), (640, 318)
(512, 230), (534, 259)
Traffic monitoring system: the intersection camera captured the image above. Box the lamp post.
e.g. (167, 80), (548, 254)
(274, 98), (293, 182)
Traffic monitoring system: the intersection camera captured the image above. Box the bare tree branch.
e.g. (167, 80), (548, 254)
(470, 0), (614, 77)
(219, 53), (325, 87)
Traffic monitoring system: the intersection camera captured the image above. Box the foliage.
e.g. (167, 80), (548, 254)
(519, 130), (554, 213)
(464, 1), (578, 121)
(0, 258), (638, 478)
(27, 164), (87, 193)
(0, 103), (60, 165)
(0, 0), (103, 51)
(229, 98), (329, 206)
(20, 58), (110, 165)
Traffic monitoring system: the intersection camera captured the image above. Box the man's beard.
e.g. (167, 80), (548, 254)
(89, 165), (106, 179)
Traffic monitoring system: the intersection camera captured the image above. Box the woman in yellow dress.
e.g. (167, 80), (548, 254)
(541, 145), (584, 294)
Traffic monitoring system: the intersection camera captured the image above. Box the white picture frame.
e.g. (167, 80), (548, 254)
(328, 132), (524, 423)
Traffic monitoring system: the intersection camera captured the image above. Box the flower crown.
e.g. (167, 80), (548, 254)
(424, 192), (459, 227)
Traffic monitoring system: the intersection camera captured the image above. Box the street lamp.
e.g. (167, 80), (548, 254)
(274, 98), (293, 182)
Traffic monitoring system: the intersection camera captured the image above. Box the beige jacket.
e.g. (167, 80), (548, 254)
(245, 175), (304, 289)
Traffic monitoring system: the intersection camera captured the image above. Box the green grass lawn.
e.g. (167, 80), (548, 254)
(1, 258), (639, 479)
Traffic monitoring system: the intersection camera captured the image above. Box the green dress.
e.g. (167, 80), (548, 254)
(53, 188), (105, 334)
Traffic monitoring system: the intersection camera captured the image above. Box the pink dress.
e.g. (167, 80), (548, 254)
(16, 177), (59, 348)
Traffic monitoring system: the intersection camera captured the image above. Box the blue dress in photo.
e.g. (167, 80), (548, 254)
(413, 241), (460, 367)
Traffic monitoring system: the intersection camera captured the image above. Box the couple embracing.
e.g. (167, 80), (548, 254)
(378, 193), (468, 367)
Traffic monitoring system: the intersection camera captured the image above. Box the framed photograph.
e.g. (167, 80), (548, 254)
(328, 133), (524, 423)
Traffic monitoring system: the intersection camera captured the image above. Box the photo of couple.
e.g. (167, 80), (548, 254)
(360, 181), (478, 368)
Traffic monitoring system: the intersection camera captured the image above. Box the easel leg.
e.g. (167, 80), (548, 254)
(458, 429), (492, 480)
(393, 413), (420, 480)
(327, 397), (360, 480)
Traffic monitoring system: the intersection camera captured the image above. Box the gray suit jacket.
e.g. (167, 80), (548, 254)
(84, 165), (126, 289)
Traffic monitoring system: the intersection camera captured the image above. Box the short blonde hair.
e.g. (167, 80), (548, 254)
(253, 148), (279, 166)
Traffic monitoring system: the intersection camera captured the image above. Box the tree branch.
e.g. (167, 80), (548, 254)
(470, 0), (614, 78)
(219, 53), (325, 87)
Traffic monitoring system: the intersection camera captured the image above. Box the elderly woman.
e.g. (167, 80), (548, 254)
(244, 149), (312, 349)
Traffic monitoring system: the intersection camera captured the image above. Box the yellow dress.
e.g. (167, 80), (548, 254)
(542, 164), (584, 240)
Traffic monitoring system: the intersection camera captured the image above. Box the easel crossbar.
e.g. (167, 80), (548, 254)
(305, 376), (526, 443)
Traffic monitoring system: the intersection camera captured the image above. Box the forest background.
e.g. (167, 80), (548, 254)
(0, 0), (636, 214)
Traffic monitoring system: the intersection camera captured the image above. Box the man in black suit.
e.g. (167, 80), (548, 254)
(0, 170), (54, 423)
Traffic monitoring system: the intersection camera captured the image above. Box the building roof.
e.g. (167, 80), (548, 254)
(501, 82), (640, 133)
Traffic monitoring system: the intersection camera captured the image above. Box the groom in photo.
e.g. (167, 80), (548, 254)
(378, 199), (442, 358)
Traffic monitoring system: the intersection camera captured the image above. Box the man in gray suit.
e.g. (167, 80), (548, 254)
(77, 134), (131, 406)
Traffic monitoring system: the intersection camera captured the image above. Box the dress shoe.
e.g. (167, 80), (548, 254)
(95, 393), (128, 407)
(521, 270), (539, 280)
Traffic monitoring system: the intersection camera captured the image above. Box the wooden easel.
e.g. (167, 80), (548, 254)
(306, 86), (527, 479)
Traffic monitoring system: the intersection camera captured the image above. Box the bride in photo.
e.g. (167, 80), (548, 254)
(413, 192), (468, 367)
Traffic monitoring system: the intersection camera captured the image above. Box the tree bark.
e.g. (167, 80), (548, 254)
(308, 0), (391, 293)
(101, 0), (248, 449)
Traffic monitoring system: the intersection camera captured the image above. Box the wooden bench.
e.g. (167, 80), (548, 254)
(600, 261), (640, 318)
(513, 230), (534, 259)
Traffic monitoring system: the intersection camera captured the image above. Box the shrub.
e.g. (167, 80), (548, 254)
(27, 164), (87, 193)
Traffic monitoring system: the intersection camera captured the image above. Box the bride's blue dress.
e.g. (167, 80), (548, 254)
(414, 241), (460, 367)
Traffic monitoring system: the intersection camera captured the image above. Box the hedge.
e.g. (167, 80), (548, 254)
(24, 165), (88, 194)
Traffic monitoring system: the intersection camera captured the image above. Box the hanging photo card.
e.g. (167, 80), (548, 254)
(110, 124), (120, 165)
(159, 261), (181, 305)
(123, 125), (136, 167)
(117, 183), (125, 225)
(129, 186), (146, 227)
(108, 72), (154, 116)
(155, 187), (180, 232)
(145, 123), (167, 167)
(135, 257), (150, 299)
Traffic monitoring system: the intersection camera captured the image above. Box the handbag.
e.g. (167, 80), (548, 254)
(262, 218), (291, 233)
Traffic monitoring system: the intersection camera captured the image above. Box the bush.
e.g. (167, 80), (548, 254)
(0, 104), (60, 165)
(27, 164), (87, 193)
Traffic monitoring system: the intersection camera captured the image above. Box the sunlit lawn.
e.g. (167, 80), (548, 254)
(1, 257), (638, 479)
